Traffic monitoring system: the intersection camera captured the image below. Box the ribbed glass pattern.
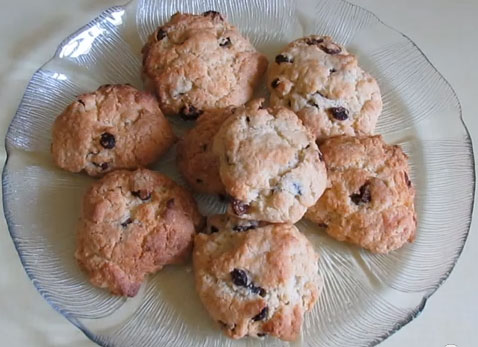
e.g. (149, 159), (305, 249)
(2, 0), (474, 346)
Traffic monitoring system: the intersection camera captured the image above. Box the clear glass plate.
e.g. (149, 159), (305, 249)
(2, 0), (474, 346)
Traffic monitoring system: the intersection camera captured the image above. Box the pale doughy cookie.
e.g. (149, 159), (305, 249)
(213, 99), (327, 223)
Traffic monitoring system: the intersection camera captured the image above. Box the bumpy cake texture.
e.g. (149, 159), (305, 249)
(213, 99), (327, 223)
(306, 135), (416, 253)
(142, 11), (268, 118)
(75, 169), (202, 296)
(268, 35), (382, 142)
(194, 214), (322, 340)
(52, 84), (175, 176)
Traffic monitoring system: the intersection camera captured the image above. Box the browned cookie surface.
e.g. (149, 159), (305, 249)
(75, 168), (202, 296)
(306, 135), (416, 253)
(52, 84), (175, 176)
(142, 12), (268, 117)
(268, 35), (382, 142)
(177, 108), (234, 194)
(193, 215), (322, 341)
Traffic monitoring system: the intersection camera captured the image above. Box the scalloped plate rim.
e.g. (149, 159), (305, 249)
(1, 0), (475, 346)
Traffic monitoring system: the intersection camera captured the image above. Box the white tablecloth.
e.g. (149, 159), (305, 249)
(1, 0), (476, 346)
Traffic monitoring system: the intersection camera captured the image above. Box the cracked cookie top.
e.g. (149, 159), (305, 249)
(193, 214), (322, 341)
(51, 84), (175, 176)
(75, 168), (202, 296)
(212, 99), (327, 223)
(268, 35), (382, 142)
(141, 11), (268, 117)
(306, 135), (416, 253)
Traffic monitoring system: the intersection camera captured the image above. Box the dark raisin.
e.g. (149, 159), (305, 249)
(318, 222), (328, 228)
(330, 68), (337, 73)
(231, 269), (266, 297)
(318, 151), (324, 161)
(320, 43), (342, 55)
(275, 54), (293, 64)
(196, 178), (203, 184)
(305, 37), (324, 45)
(329, 107), (349, 121)
(404, 172), (412, 187)
(100, 132), (116, 149)
(307, 100), (319, 108)
(166, 198), (175, 208)
(231, 268), (249, 287)
(219, 37), (231, 47)
(350, 183), (372, 205)
(93, 162), (109, 171)
(252, 307), (268, 321)
(271, 78), (280, 89)
(258, 102), (265, 110)
(121, 218), (133, 227)
(210, 226), (219, 234)
(257, 333), (267, 337)
(203, 10), (223, 20)
(250, 285), (266, 297)
(156, 28), (167, 41)
(202, 144), (208, 151)
(180, 105), (203, 121)
(78, 99), (85, 106)
(132, 190), (152, 201)
(246, 116), (250, 123)
(231, 199), (250, 216)
(232, 221), (258, 232)
(293, 183), (302, 196)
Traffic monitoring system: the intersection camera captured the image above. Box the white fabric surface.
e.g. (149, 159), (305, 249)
(0, 0), (476, 346)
